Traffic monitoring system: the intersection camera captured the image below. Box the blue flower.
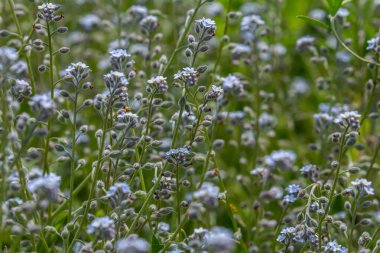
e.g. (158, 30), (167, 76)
(241, 15), (264, 35)
(174, 67), (199, 87)
(104, 71), (129, 89)
(277, 227), (299, 245)
(107, 182), (130, 197)
(300, 164), (318, 182)
(165, 147), (192, 167)
(109, 49), (131, 71)
(106, 182), (131, 208)
(205, 85), (224, 101)
(265, 150), (296, 170)
(194, 18), (217, 36)
(283, 184), (302, 204)
(367, 36), (380, 52)
(351, 178), (375, 196)
(37, 3), (60, 22)
(147, 76), (168, 94)
(87, 216), (115, 239)
(193, 182), (220, 207)
(65, 62), (91, 83)
(296, 36), (315, 52)
(323, 240), (348, 253)
(116, 234), (149, 253)
(333, 111), (361, 131)
(27, 172), (61, 203)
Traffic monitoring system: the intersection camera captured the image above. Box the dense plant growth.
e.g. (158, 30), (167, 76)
(1, 0), (380, 252)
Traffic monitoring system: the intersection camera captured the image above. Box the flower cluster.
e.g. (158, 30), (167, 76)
(104, 71), (129, 90)
(164, 147), (192, 167)
(283, 184), (302, 204)
(193, 182), (220, 207)
(240, 14), (265, 34)
(28, 94), (57, 121)
(174, 67), (200, 87)
(147, 76), (168, 94)
(87, 216), (116, 240)
(194, 18), (217, 37)
(296, 36), (315, 52)
(350, 178), (375, 196)
(140, 15), (159, 35)
(300, 164), (319, 182)
(37, 3), (60, 22)
(333, 111), (361, 131)
(116, 234), (149, 253)
(323, 240), (348, 253)
(116, 110), (139, 128)
(65, 62), (91, 83)
(265, 150), (297, 170)
(204, 227), (235, 253)
(27, 172), (61, 207)
(221, 74), (244, 96)
(10, 79), (32, 102)
(205, 85), (223, 101)
(106, 182), (132, 208)
(277, 227), (300, 245)
(367, 36), (380, 52)
(2, 1), (380, 253)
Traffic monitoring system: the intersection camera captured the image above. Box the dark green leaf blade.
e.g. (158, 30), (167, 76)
(151, 235), (164, 253)
(327, 0), (344, 16)
(296, 15), (330, 30)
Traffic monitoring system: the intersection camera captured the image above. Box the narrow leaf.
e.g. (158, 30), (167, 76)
(342, 0), (352, 5)
(151, 235), (164, 253)
(296, 15), (330, 30)
(327, 0), (344, 16)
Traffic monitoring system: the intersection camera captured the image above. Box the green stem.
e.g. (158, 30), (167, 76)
(0, 89), (10, 246)
(198, 149), (211, 190)
(171, 103), (184, 148)
(43, 21), (55, 175)
(117, 0), (122, 47)
(126, 95), (187, 236)
(160, 0), (203, 76)
(330, 16), (380, 66)
(25, 55), (36, 93)
(176, 164), (181, 230)
(367, 140), (380, 179)
(361, 53), (379, 124)
(349, 196), (359, 252)
(66, 104), (111, 253)
(7, 0), (22, 36)
(68, 91), (79, 222)
(369, 225), (380, 248)
(317, 126), (349, 252)
(211, 0), (232, 78)
(272, 206), (289, 253)
(6, 0), (36, 93)
(159, 214), (188, 253)
(125, 163), (168, 237)
(48, 173), (91, 223)
(203, 126), (248, 252)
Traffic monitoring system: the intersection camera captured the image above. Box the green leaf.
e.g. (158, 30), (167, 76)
(296, 15), (330, 30)
(327, 0), (344, 16)
(342, 0), (352, 5)
(151, 235), (164, 253)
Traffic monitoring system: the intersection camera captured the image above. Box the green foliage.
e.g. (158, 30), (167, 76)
(296, 15), (330, 30)
(326, 0), (344, 16)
